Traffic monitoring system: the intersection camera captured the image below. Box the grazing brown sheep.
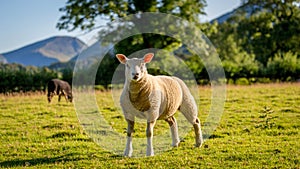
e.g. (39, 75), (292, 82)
(47, 79), (72, 103)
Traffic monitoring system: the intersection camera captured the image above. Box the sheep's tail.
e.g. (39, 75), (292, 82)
(171, 77), (198, 124)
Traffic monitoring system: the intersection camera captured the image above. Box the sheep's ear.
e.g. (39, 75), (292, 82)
(116, 54), (128, 64)
(143, 53), (154, 63)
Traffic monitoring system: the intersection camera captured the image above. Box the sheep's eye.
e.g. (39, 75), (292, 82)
(126, 64), (130, 68)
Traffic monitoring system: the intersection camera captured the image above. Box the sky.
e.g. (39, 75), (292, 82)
(0, 0), (241, 54)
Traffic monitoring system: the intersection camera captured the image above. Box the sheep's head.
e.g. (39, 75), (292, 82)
(67, 94), (73, 102)
(116, 53), (154, 81)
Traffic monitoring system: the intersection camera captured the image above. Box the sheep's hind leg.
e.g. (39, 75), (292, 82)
(146, 121), (156, 156)
(62, 90), (68, 102)
(193, 118), (203, 147)
(165, 116), (180, 147)
(124, 119), (134, 157)
(179, 104), (203, 147)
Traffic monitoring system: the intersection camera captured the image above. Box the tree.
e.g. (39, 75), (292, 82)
(205, 20), (260, 80)
(57, 0), (207, 53)
(0, 63), (58, 93)
(57, 0), (206, 31)
(237, 0), (300, 65)
(58, 0), (208, 86)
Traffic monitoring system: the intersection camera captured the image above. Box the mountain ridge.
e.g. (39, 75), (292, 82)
(211, 3), (260, 23)
(2, 36), (87, 67)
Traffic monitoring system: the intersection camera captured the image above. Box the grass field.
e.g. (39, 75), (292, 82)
(0, 83), (299, 168)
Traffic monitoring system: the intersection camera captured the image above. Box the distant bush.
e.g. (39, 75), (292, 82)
(94, 85), (106, 92)
(256, 78), (272, 84)
(226, 79), (235, 85)
(266, 51), (300, 80)
(0, 63), (58, 93)
(235, 78), (250, 85)
(222, 52), (260, 80)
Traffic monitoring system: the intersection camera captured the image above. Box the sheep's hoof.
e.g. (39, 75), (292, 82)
(124, 154), (132, 158)
(172, 141), (180, 147)
(146, 153), (154, 157)
(124, 154), (132, 157)
(195, 142), (202, 148)
(124, 150), (133, 157)
(146, 149), (154, 156)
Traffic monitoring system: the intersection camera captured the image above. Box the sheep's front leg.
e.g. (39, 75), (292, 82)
(58, 93), (62, 102)
(47, 92), (54, 103)
(124, 119), (134, 157)
(146, 121), (156, 156)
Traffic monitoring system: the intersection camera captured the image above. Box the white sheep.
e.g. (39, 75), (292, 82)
(116, 53), (203, 157)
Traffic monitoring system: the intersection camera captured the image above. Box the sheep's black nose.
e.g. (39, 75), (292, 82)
(132, 73), (139, 79)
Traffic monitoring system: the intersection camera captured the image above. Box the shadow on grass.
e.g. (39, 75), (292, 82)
(0, 153), (82, 167)
(0, 153), (123, 168)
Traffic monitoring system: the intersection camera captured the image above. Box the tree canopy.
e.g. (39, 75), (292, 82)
(54, 0), (300, 86)
(205, 0), (300, 82)
(57, 0), (207, 31)
(235, 0), (300, 64)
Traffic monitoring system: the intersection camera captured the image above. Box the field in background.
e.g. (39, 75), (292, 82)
(0, 83), (299, 168)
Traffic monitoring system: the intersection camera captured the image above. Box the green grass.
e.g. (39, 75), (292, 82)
(0, 83), (299, 168)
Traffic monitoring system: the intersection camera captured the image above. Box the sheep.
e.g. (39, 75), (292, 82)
(47, 79), (73, 103)
(116, 53), (203, 157)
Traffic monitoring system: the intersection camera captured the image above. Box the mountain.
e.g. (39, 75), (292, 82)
(211, 4), (261, 23)
(49, 41), (114, 70)
(0, 54), (7, 64)
(2, 36), (87, 67)
(210, 8), (238, 24)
